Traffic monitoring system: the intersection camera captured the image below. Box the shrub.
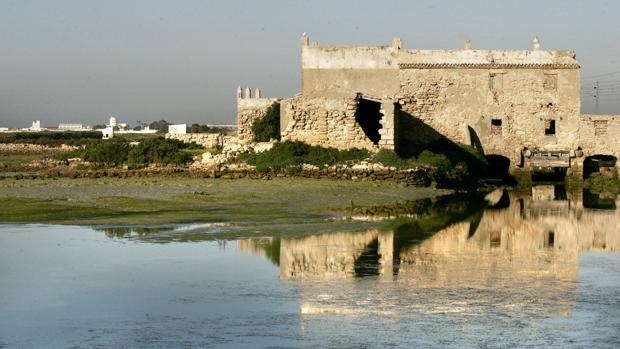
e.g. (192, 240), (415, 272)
(81, 139), (129, 166)
(252, 102), (280, 142)
(64, 137), (203, 167)
(0, 131), (101, 147)
(127, 138), (199, 167)
(584, 173), (620, 195)
(239, 141), (369, 172)
(417, 150), (451, 170)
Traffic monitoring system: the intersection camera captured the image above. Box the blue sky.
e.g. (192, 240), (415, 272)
(1, 0), (619, 127)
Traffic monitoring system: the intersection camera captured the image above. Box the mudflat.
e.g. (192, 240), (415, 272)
(0, 177), (449, 226)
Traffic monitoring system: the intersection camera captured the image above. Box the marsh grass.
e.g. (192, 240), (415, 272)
(0, 177), (448, 226)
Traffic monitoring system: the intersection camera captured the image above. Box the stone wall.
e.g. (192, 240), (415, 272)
(240, 34), (620, 172)
(280, 95), (375, 149)
(578, 115), (620, 158)
(397, 67), (580, 164)
(0, 143), (77, 153)
(165, 133), (222, 148)
(237, 97), (280, 142)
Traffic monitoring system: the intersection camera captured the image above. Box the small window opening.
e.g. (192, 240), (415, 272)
(544, 74), (557, 90)
(545, 119), (556, 135)
(490, 231), (501, 247)
(491, 119), (502, 135)
(594, 120), (608, 136)
(545, 231), (555, 248)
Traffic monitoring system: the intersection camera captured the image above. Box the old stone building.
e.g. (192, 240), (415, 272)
(237, 34), (619, 175)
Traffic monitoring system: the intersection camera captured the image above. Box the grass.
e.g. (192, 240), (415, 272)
(0, 177), (449, 226)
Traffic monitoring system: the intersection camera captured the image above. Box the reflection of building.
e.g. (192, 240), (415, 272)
(238, 191), (619, 316)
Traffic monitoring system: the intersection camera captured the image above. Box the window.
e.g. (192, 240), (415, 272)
(544, 74), (557, 90)
(489, 73), (503, 91)
(545, 231), (555, 248)
(545, 119), (556, 135)
(491, 118), (502, 135)
(490, 231), (501, 247)
(594, 120), (608, 136)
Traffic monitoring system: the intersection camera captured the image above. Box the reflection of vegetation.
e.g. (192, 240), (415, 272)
(98, 226), (175, 238)
(584, 173), (620, 196)
(239, 141), (369, 172)
(246, 238), (281, 266)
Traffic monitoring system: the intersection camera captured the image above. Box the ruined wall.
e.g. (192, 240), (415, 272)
(237, 96), (279, 142)
(165, 133), (222, 148)
(397, 67), (581, 163)
(578, 115), (620, 159)
(280, 95), (376, 149)
(296, 36), (583, 161)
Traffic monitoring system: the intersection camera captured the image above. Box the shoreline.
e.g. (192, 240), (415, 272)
(0, 176), (453, 226)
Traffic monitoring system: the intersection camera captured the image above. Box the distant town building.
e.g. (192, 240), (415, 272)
(107, 116), (128, 130)
(28, 120), (43, 132)
(58, 123), (92, 131)
(102, 127), (114, 139)
(168, 124), (187, 134)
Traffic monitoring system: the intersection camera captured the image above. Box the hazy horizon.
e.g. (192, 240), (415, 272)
(1, 0), (619, 128)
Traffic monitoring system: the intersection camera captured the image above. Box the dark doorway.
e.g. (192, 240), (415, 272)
(354, 238), (380, 277)
(583, 155), (617, 179)
(355, 99), (383, 145)
(485, 155), (511, 179)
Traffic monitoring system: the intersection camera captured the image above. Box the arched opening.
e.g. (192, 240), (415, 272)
(485, 155), (511, 180)
(355, 99), (383, 145)
(583, 155), (617, 180)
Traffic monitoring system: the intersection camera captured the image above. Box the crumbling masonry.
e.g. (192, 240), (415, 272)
(237, 34), (620, 175)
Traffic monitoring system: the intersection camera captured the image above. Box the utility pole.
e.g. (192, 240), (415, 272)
(594, 81), (600, 114)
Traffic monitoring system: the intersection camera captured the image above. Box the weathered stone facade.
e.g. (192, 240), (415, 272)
(166, 132), (223, 148)
(238, 34), (620, 173)
(236, 86), (280, 142)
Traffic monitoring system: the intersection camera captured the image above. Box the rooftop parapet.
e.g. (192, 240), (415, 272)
(300, 34), (579, 70)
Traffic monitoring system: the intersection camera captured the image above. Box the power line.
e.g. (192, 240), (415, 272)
(582, 71), (620, 80)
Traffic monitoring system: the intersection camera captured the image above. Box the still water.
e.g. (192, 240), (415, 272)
(1, 187), (619, 348)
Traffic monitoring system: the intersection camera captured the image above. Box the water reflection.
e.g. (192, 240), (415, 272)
(240, 188), (619, 278)
(238, 187), (619, 318)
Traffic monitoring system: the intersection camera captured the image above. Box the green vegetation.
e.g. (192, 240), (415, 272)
(58, 138), (203, 167)
(188, 123), (226, 134)
(252, 102), (281, 142)
(370, 148), (483, 187)
(584, 173), (620, 196)
(239, 140), (370, 172)
(370, 149), (450, 170)
(0, 177), (448, 226)
(0, 131), (101, 147)
(148, 120), (171, 133)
